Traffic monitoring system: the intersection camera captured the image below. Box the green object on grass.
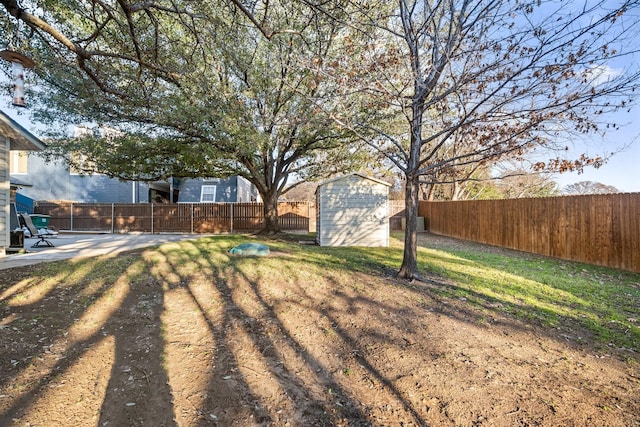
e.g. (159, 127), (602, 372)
(229, 242), (270, 256)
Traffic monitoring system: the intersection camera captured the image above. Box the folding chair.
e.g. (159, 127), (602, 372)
(19, 213), (58, 248)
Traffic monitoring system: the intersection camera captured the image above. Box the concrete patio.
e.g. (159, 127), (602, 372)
(1, 232), (205, 270)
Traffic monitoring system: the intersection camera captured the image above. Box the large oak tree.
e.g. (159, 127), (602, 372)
(0, 0), (363, 233)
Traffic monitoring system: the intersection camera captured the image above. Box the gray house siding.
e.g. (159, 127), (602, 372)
(12, 155), (150, 203)
(237, 177), (255, 202)
(12, 152), (258, 205)
(178, 176), (258, 203)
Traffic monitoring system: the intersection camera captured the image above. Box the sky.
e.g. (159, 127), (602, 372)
(552, 106), (640, 193)
(520, 0), (640, 193)
(2, 0), (639, 194)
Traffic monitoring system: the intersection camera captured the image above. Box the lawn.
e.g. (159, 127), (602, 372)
(1, 232), (638, 426)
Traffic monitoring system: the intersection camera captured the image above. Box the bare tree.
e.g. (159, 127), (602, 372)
(281, 181), (318, 201)
(491, 164), (559, 199)
(319, 0), (640, 280)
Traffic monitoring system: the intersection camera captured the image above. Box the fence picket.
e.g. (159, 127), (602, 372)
(419, 194), (640, 273)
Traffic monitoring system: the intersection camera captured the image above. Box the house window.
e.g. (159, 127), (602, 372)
(201, 185), (217, 202)
(10, 151), (28, 174)
(70, 152), (100, 175)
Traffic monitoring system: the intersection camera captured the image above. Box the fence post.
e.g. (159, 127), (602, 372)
(70, 203), (74, 232)
(230, 203), (234, 234)
(191, 203), (194, 234)
(151, 203), (154, 234)
(111, 203), (115, 234)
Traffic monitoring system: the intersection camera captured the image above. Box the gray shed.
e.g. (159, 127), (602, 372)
(315, 173), (391, 247)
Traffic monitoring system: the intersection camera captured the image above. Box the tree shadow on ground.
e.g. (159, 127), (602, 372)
(410, 233), (640, 351)
(0, 252), (177, 426)
(1, 233), (638, 426)
(291, 232), (639, 353)
(154, 237), (431, 425)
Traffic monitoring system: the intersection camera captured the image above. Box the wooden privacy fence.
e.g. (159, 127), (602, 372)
(34, 201), (314, 234)
(35, 200), (407, 234)
(419, 193), (640, 273)
(34, 196), (638, 272)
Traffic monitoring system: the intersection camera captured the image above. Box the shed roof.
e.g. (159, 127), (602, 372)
(316, 173), (392, 190)
(0, 110), (46, 151)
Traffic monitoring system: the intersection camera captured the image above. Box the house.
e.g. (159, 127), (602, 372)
(315, 173), (391, 247)
(10, 125), (259, 205)
(11, 153), (258, 205)
(1, 110), (46, 255)
(177, 176), (258, 203)
(10, 152), (151, 206)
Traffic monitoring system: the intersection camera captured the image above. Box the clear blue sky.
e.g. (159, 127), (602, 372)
(530, 0), (640, 193)
(553, 105), (640, 193)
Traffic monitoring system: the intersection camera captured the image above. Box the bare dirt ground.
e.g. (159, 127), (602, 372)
(0, 233), (638, 426)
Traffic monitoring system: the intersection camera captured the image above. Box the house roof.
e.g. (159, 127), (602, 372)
(10, 176), (33, 188)
(0, 110), (46, 151)
(316, 172), (392, 190)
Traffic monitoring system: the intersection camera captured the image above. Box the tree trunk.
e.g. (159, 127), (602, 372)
(398, 173), (420, 280)
(420, 182), (435, 201)
(398, 78), (425, 280)
(259, 191), (281, 235)
(451, 181), (462, 200)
